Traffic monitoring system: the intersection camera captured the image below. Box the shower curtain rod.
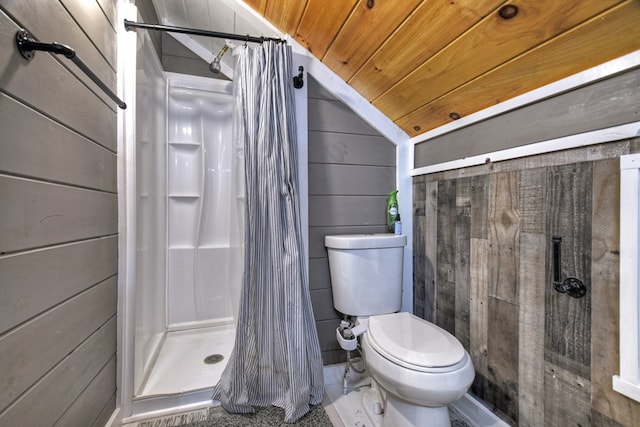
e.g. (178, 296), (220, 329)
(123, 20), (286, 44)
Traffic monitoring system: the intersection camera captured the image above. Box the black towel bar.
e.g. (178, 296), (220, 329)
(15, 29), (127, 110)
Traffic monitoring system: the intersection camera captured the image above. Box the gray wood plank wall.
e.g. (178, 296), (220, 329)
(414, 66), (640, 168)
(0, 1), (118, 425)
(307, 76), (396, 365)
(412, 67), (640, 426)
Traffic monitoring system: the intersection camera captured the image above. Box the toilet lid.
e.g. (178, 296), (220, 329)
(367, 312), (466, 371)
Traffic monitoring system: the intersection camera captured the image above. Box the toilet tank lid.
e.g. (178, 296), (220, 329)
(325, 234), (407, 249)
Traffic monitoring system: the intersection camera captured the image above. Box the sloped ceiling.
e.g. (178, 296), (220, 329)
(153, 0), (640, 139)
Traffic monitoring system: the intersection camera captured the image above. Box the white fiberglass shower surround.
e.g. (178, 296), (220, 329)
(137, 72), (241, 396)
(118, 26), (242, 419)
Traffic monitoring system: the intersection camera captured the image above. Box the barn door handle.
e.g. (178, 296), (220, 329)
(552, 237), (587, 298)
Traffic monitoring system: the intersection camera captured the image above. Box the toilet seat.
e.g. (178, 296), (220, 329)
(367, 312), (467, 373)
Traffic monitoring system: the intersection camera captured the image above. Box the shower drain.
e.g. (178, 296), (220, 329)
(204, 354), (224, 365)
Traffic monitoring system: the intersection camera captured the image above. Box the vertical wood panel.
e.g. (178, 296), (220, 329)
(455, 178), (471, 350)
(518, 232), (546, 427)
(423, 181), (438, 322)
(470, 238), (489, 382)
(487, 297), (519, 425)
(436, 180), (456, 333)
(470, 175), (489, 239)
(488, 171), (520, 304)
(413, 176), (427, 318)
(545, 163), (592, 376)
(543, 362), (591, 427)
(590, 159), (640, 425)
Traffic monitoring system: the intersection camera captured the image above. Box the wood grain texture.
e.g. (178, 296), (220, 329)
(487, 296), (519, 425)
(2, 0), (116, 88)
(421, 139), (635, 183)
(470, 175), (489, 240)
(52, 356), (116, 427)
(308, 131), (395, 166)
(0, 176), (118, 253)
(518, 232), (546, 427)
(436, 179), (456, 333)
(0, 11), (117, 150)
(295, 0), (358, 57)
(0, 236), (117, 332)
(308, 195), (387, 227)
(264, 0), (307, 35)
(400, 0), (640, 136)
(322, 0), (422, 80)
(308, 164), (395, 196)
(590, 159), (640, 425)
(375, 0), (622, 121)
(0, 317), (116, 427)
(59, 0), (117, 68)
(543, 362), (591, 427)
(488, 171), (520, 304)
(0, 277), (116, 411)
(455, 178), (471, 351)
(308, 98), (380, 136)
(423, 180), (438, 322)
(470, 238), (490, 382)
(0, 92), (117, 191)
(413, 177), (427, 318)
(519, 168), (547, 235)
(349, 0), (503, 100)
(97, 0), (117, 29)
(544, 163), (592, 377)
(414, 67), (640, 167)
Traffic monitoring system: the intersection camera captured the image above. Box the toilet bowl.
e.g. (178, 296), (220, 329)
(325, 234), (474, 427)
(361, 312), (475, 427)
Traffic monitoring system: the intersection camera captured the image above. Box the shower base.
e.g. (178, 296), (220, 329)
(139, 324), (235, 396)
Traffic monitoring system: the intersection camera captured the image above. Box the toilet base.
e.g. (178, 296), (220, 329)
(383, 393), (451, 427)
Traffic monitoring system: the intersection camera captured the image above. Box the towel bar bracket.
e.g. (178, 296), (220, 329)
(16, 29), (75, 61)
(14, 29), (127, 109)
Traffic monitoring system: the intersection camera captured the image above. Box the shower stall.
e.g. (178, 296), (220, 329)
(118, 9), (309, 418)
(121, 28), (242, 418)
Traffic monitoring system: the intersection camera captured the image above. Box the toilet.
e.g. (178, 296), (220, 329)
(325, 233), (475, 427)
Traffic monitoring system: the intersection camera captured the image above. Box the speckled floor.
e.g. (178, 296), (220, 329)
(133, 404), (332, 427)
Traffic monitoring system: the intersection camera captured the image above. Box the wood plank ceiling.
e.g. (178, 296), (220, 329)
(242, 0), (640, 138)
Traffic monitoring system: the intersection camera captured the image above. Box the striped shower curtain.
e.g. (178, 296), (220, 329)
(212, 41), (324, 423)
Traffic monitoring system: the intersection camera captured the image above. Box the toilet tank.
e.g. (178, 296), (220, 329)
(325, 234), (406, 317)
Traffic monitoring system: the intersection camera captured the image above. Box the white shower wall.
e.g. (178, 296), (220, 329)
(166, 74), (241, 329)
(134, 31), (168, 395)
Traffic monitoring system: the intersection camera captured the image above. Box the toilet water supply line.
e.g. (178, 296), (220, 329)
(338, 318), (368, 394)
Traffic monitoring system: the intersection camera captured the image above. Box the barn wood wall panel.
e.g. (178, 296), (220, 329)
(413, 139), (640, 425)
(0, 0), (118, 424)
(307, 77), (396, 365)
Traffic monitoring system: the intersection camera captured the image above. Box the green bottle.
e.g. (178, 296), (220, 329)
(387, 190), (399, 233)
